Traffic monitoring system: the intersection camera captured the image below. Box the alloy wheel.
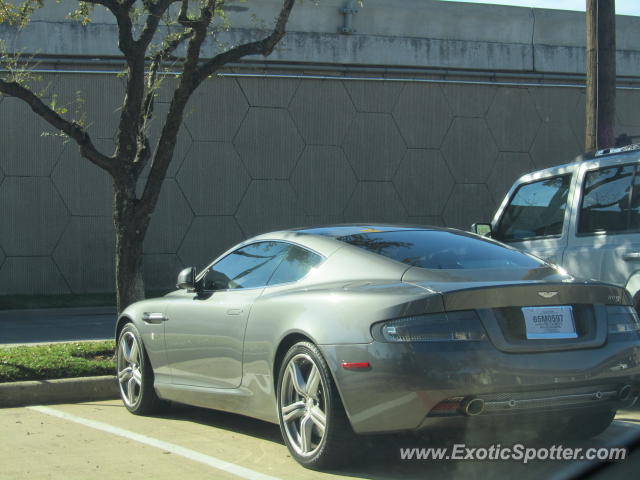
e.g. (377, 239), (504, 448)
(279, 353), (328, 457)
(117, 331), (143, 408)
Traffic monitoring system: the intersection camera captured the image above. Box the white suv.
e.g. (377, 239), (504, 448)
(475, 144), (640, 310)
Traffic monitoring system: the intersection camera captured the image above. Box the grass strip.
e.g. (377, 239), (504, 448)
(0, 341), (115, 383)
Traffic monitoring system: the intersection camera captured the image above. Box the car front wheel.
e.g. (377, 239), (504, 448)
(116, 323), (164, 415)
(277, 341), (357, 470)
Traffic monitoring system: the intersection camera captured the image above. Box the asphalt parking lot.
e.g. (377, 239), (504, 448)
(2, 401), (639, 480)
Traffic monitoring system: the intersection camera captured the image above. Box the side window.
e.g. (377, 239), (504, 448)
(495, 175), (572, 242)
(203, 241), (287, 290)
(578, 164), (639, 234)
(268, 245), (323, 286)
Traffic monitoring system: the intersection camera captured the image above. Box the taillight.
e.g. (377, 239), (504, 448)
(371, 310), (487, 343)
(607, 306), (640, 334)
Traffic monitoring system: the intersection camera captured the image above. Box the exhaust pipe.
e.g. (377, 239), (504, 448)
(460, 397), (485, 416)
(618, 384), (632, 401)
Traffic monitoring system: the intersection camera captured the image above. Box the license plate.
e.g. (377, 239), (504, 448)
(522, 306), (577, 339)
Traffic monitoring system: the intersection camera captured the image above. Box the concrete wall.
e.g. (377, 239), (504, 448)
(1, 1), (640, 295)
(3, 0), (640, 75)
(2, 72), (640, 295)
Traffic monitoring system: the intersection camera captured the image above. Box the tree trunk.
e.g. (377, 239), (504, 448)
(113, 181), (149, 313)
(585, 0), (617, 151)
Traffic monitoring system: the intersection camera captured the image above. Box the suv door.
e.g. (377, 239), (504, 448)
(164, 241), (288, 388)
(563, 162), (640, 291)
(492, 173), (574, 265)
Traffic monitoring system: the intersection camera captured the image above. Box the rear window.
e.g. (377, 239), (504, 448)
(338, 230), (544, 270)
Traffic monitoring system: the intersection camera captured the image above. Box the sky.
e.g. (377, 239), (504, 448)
(441, 0), (640, 16)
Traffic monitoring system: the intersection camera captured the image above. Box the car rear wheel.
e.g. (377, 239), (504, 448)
(117, 323), (164, 415)
(277, 341), (357, 470)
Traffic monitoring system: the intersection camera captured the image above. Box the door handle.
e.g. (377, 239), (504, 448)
(622, 252), (640, 261)
(226, 308), (243, 316)
(142, 312), (168, 324)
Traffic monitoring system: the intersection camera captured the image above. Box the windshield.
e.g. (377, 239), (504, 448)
(337, 230), (544, 270)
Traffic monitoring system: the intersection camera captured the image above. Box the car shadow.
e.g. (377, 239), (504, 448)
(135, 404), (640, 480)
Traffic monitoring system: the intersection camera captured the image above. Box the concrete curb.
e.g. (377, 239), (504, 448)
(0, 376), (119, 408)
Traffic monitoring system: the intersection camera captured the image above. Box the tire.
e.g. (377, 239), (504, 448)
(276, 341), (358, 470)
(116, 323), (164, 415)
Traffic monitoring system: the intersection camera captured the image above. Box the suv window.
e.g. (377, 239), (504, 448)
(203, 241), (287, 290)
(578, 164), (640, 234)
(268, 245), (323, 285)
(495, 175), (571, 242)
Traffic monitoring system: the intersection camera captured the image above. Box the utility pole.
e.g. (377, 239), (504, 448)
(585, 0), (617, 151)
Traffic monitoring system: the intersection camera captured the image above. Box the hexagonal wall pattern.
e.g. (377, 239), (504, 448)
(344, 81), (404, 113)
(393, 150), (454, 216)
(234, 108), (304, 179)
(145, 102), (194, 178)
(344, 182), (408, 223)
(408, 215), (444, 227)
(176, 142), (250, 215)
(178, 216), (245, 270)
(0, 257), (70, 295)
(0, 98), (65, 176)
(616, 89), (640, 127)
(531, 87), (580, 124)
(55, 74), (125, 140)
(289, 80), (356, 145)
(486, 152), (534, 204)
(441, 118), (498, 183)
(53, 216), (115, 293)
(442, 84), (496, 118)
(487, 88), (540, 152)
(236, 181), (307, 237)
(184, 78), (248, 142)
(238, 77), (299, 108)
(143, 179), (194, 254)
(530, 122), (581, 170)
(392, 84), (452, 149)
(342, 113), (407, 181)
(290, 146), (357, 215)
(0, 177), (69, 256)
(143, 254), (184, 292)
(570, 89), (586, 148)
(52, 140), (114, 216)
(443, 184), (494, 230)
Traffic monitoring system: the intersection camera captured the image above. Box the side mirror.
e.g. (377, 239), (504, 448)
(176, 266), (197, 290)
(471, 222), (493, 237)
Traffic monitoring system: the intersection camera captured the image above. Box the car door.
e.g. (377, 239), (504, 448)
(164, 241), (288, 389)
(492, 173), (574, 265)
(563, 161), (640, 287)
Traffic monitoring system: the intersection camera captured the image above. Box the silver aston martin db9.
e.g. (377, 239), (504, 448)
(115, 225), (640, 470)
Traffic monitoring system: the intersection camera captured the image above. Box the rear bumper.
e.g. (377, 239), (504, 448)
(319, 335), (640, 434)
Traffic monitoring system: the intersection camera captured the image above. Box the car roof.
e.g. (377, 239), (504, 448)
(291, 224), (440, 237)
(525, 144), (640, 178)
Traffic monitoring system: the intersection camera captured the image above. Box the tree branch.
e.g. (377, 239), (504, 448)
(0, 78), (114, 172)
(137, 0), (296, 218)
(136, 0), (180, 51)
(196, 0), (295, 83)
(133, 27), (194, 175)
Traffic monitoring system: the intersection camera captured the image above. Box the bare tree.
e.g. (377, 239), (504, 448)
(585, 0), (616, 150)
(0, 0), (296, 312)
